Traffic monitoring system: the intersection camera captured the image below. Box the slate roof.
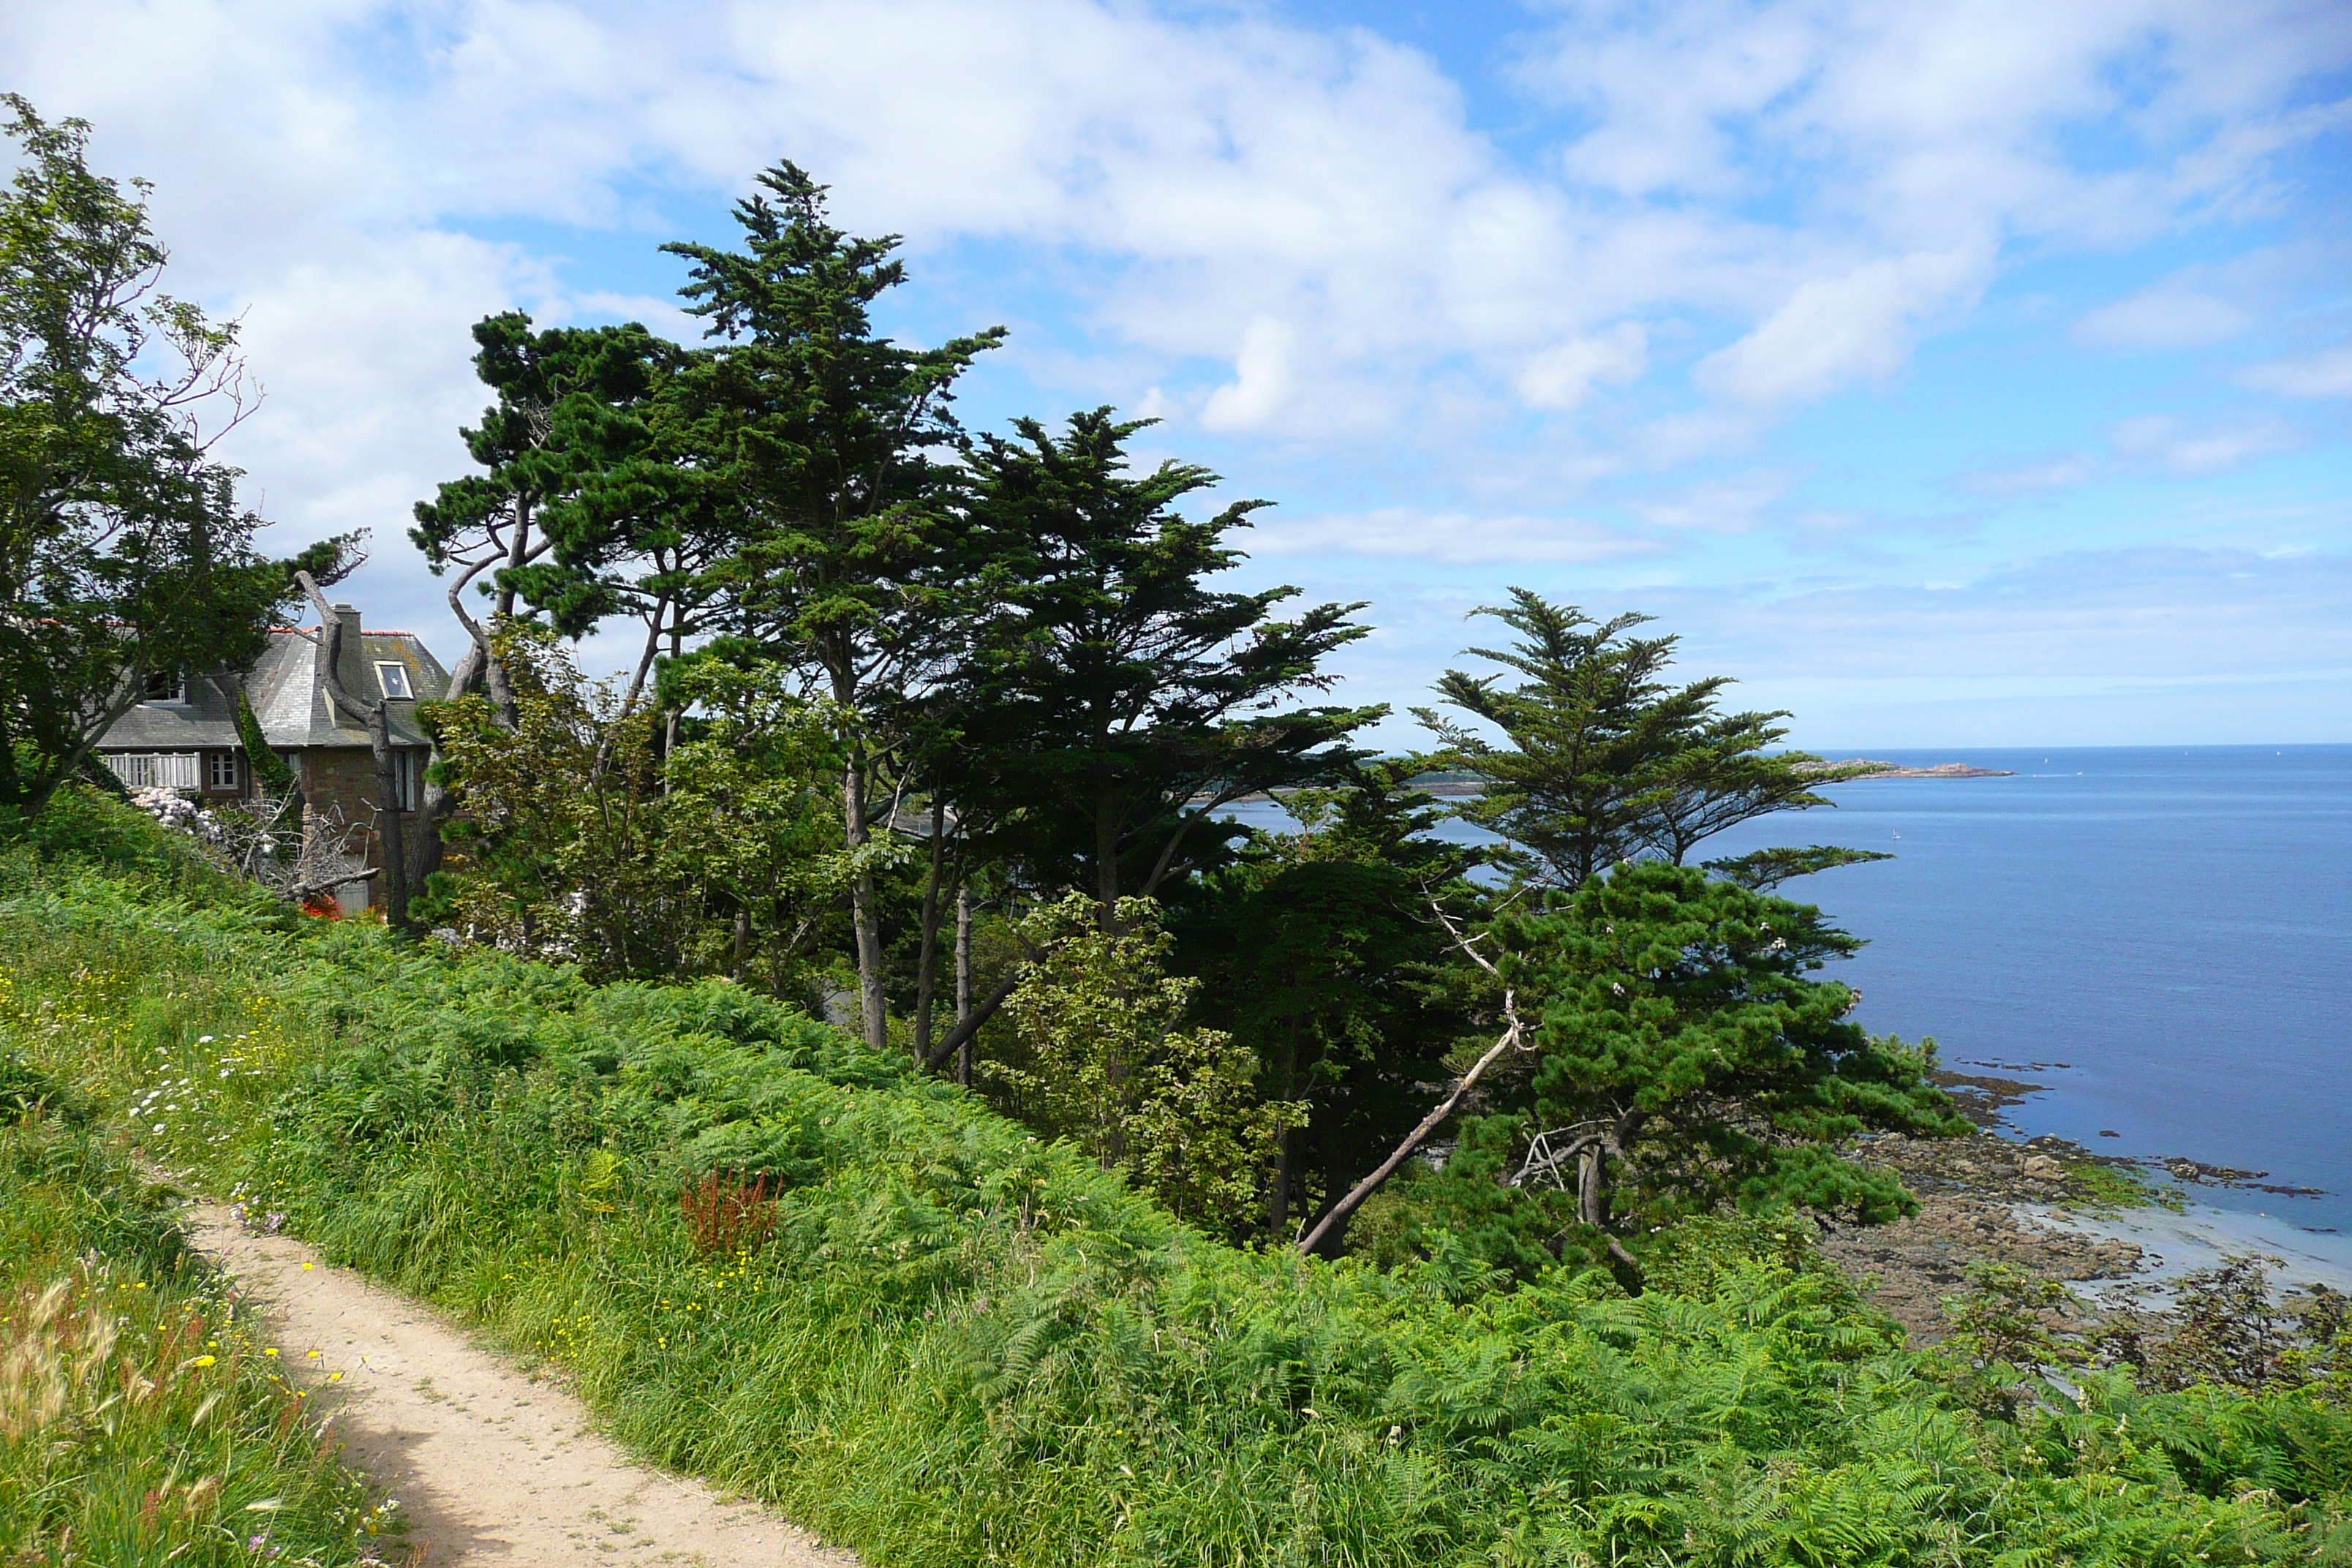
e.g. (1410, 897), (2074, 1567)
(97, 609), (452, 754)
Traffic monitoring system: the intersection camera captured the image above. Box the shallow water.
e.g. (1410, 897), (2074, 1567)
(1228, 745), (2352, 1256)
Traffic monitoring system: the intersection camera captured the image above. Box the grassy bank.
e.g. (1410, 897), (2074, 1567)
(0, 1058), (391, 1564)
(4, 792), (2350, 1567)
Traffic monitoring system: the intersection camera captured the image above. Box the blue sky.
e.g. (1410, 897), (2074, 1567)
(11, 0), (2349, 746)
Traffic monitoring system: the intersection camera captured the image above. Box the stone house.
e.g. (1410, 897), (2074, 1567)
(94, 603), (452, 908)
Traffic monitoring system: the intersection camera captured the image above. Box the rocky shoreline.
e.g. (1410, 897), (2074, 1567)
(1823, 1085), (2347, 1343)
(1821, 1127), (2151, 1341)
(1805, 758), (2016, 780)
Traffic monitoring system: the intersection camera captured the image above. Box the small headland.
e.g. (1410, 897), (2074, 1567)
(1804, 759), (2018, 779)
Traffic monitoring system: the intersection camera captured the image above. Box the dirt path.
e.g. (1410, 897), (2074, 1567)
(187, 1205), (857, 1568)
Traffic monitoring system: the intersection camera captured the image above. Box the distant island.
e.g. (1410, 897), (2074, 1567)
(1804, 759), (2016, 780)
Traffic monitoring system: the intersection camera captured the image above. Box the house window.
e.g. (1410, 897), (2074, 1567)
(103, 753), (201, 790)
(141, 670), (185, 703)
(375, 661), (413, 699)
(391, 748), (425, 810)
(206, 751), (241, 791)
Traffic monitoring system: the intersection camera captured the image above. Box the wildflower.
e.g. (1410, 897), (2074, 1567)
(195, 1354), (217, 1367)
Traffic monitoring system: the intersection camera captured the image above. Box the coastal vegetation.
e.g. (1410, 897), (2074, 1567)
(7, 104), (2352, 1565)
(4, 802), (2352, 1565)
(0, 1000), (388, 1562)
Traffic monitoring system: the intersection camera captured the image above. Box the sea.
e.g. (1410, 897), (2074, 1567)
(1227, 745), (2352, 1268)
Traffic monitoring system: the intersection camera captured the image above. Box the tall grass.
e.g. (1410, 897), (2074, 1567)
(4, 795), (2349, 1567)
(0, 1105), (393, 1564)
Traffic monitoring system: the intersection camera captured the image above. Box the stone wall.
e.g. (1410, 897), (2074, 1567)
(293, 745), (423, 911)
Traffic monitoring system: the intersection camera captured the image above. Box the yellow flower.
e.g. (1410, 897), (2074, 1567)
(194, 1354), (217, 1368)
(263, 1348), (279, 1357)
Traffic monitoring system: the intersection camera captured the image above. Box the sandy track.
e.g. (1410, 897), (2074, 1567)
(187, 1205), (856, 1568)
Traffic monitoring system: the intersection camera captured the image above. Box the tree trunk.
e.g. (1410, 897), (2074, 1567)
(1093, 785), (1123, 930)
(1267, 1038), (1299, 1237)
(408, 554), (502, 891)
(1270, 1126), (1297, 1239)
(483, 497), (532, 730)
(921, 964), (1022, 1074)
(954, 887), (973, 1088)
(1575, 1115), (1647, 1296)
(844, 754), (889, 1052)
(407, 630), (486, 892)
(913, 798), (948, 1062)
(1295, 1006), (1522, 1257)
(367, 709), (409, 930)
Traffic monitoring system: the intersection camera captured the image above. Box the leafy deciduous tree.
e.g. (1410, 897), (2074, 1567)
(426, 633), (847, 984)
(998, 891), (1304, 1235)
(0, 98), (350, 815)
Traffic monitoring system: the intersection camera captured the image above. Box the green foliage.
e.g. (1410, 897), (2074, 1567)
(1171, 755), (1489, 1241)
(998, 892), (1304, 1233)
(2097, 1256), (2352, 1400)
(423, 633), (852, 987)
(1703, 843), (1896, 891)
(1417, 589), (1852, 889)
(0, 1108), (388, 1563)
(0, 99), (353, 815)
(231, 685), (295, 797)
(946, 409), (1380, 914)
(1496, 862), (1969, 1236)
(7, 847), (2349, 1567)
(412, 309), (670, 637)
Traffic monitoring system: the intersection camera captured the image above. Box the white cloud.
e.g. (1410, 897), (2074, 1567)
(1250, 507), (1658, 565)
(2075, 287), (2254, 350)
(1201, 316), (1300, 432)
(2239, 343), (2352, 398)
(1957, 453), (2102, 498)
(1632, 472), (1790, 533)
(1695, 247), (1986, 404)
(2111, 413), (2303, 474)
(0, 0), (2343, 668)
(1522, 0), (2352, 249)
(7, 0), (2332, 470)
(1516, 323), (1648, 410)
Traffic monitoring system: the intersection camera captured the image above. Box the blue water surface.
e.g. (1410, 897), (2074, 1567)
(1233, 745), (2352, 1237)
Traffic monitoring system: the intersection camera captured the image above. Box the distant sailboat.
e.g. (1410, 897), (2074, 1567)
(1891, 829), (1901, 840)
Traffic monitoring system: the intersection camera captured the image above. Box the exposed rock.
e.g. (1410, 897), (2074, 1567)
(1819, 1129), (2149, 1343)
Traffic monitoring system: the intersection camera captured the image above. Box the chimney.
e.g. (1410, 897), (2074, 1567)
(332, 603), (361, 639)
